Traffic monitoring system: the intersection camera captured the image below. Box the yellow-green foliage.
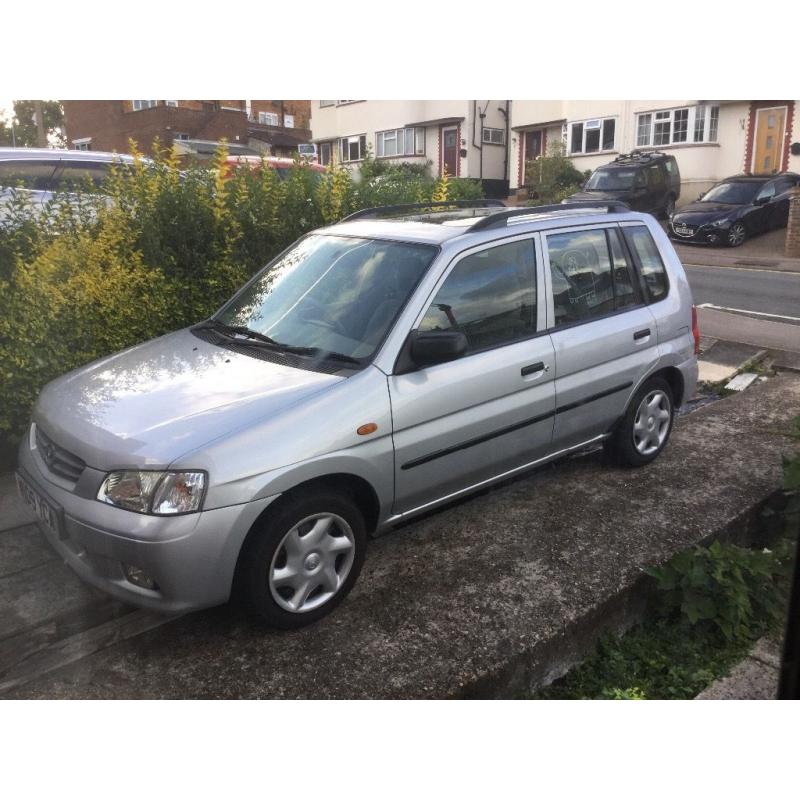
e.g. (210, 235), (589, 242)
(0, 144), (484, 461)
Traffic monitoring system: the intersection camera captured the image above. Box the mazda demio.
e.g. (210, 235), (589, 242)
(17, 200), (699, 628)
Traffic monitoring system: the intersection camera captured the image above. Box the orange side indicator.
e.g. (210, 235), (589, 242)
(357, 423), (378, 436)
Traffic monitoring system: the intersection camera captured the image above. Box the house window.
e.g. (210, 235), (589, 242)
(284, 114), (295, 128)
(319, 100), (335, 108)
(339, 134), (367, 162)
(375, 127), (424, 158)
(319, 142), (332, 166)
(636, 104), (720, 147)
(259, 111), (280, 126)
(131, 100), (158, 111)
(482, 127), (506, 145)
(165, 100), (179, 108)
(73, 138), (91, 151)
(568, 118), (616, 155)
(174, 133), (189, 141)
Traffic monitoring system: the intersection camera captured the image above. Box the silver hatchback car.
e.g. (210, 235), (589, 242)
(17, 200), (699, 628)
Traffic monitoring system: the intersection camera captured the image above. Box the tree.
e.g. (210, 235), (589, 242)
(0, 101), (66, 148)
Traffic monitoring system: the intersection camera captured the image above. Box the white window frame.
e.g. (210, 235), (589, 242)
(375, 127), (424, 158)
(164, 100), (179, 108)
(482, 127), (506, 145)
(173, 132), (189, 141)
(258, 111), (280, 126)
(319, 100), (335, 108)
(636, 104), (720, 147)
(284, 114), (295, 128)
(567, 117), (616, 155)
(131, 100), (158, 111)
(72, 137), (91, 151)
(339, 134), (367, 162)
(319, 141), (333, 166)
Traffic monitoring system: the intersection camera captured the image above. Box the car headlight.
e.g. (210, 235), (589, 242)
(97, 470), (206, 515)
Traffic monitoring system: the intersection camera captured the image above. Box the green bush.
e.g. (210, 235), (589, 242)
(0, 142), (484, 462)
(524, 140), (590, 205)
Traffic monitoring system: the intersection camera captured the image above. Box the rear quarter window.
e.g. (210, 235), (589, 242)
(622, 225), (669, 302)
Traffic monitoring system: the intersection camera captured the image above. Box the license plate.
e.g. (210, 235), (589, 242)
(16, 473), (60, 536)
(674, 225), (693, 236)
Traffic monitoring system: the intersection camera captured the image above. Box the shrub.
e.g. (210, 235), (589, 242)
(0, 141), (484, 462)
(524, 140), (589, 205)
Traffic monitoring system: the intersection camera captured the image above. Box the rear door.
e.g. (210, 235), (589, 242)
(543, 223), (659, 449)
(644, 163), (667, 213)
(389, 235), (555, 515)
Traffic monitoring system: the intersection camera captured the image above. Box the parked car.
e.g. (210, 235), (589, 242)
(668, 172), (800, 247)
(564, 151), (681, 218)
(17, 200), (698, 628)
(0, 147), (140, 208)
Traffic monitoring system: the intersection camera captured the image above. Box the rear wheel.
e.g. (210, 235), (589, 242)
(727, 222), (747, 247)
(604, 377), (674, 467)
(238, 491), (367, 629)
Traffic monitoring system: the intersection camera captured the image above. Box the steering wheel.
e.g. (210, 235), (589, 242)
(300, 296), (348, 337)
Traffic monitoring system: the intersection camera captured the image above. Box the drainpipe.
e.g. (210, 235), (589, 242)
(478, 100), (489, 180)
(499, 101), (510, 191)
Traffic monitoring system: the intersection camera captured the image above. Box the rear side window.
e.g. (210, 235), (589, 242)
(418, 239), (536, 353)
(546, 227), (641, 328)
(622, 226), (669, 302)
(0, 160), (59, 191)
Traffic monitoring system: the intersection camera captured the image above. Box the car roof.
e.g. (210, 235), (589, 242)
(0, 147), (139, 164)
(717, 172), (800, 183)
(322, 206), (652, 247)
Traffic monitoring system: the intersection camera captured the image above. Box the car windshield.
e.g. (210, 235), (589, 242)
(701, 181), (761, 205)
(214, 234), (437, 361)
(585, 168), (637, 191)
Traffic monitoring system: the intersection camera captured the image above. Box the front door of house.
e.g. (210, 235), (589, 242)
(753, 106), (787, 174)
(525, 130), (543, 161)
(442, 127), (458, 176)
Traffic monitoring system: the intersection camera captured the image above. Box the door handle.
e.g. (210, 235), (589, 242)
(521, 362), (548, 376)
(633, 328), (651, 341)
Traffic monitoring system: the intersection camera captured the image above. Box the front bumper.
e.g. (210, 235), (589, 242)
(17, 435), (278, 613)
(668, 222), (729, 245)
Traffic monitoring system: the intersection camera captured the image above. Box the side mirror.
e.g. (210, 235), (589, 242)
(754, 195), (769, 206)
(409, 330), (467, 368)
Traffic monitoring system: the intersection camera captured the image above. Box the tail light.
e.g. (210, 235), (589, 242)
(691, 305), (700, 355)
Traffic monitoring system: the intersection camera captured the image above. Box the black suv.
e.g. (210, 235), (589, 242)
(668, 173), (800, 247)
(564, 151), (681, 218)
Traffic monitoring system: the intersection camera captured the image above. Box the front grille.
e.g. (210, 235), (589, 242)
(35, 425), (86, 483)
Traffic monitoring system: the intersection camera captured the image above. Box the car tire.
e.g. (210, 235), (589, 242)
(604, 377), (674, 468)
(237, 491), (367, 629)
(727, 222), (747, 247)
(662, 194), (676, 219)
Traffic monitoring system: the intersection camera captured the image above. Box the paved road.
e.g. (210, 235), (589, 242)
(685, 264), (800, 324)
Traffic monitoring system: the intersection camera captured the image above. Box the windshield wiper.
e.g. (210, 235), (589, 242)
(193, 319), (281, 346)
(274, 345), (363, 366)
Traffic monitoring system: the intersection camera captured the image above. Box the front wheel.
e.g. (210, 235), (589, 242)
(604, 377), (674, 467)
(238, 491), (367, 628)
(727, 222), (747, 247)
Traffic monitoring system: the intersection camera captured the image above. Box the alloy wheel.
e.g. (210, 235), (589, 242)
(632, 390), (671, 456)
(727, 223), (746, 247)
(268, 513), (356, 613)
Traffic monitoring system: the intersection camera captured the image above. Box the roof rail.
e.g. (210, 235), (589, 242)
(467, 201), (631, 232)
(613, 150), (665, 164)
(340, 199), (505, 222)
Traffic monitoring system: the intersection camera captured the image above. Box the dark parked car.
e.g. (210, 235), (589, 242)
(564, 151), (680, 218)
(668, 172), (800, 247)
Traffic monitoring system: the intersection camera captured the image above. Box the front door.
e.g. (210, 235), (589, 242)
(753, 106), (787, 174)
(442, 127), (458, 177)
(390, 236), (555, 515)
(525, 130), (543, 161)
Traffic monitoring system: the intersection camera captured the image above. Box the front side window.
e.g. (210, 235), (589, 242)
(755, 182), (777, 203)
(53, 162), (110, 192)
(216, 235), (437, 361)
(0, 160), (59, 191)
(339, 135), (367, 162)
(568, 118), (615, 155)
(646, 163), (665, 188)
(418, 240), (537, 353)
(547, 227), (638, 327)
(636, 104), (719, 147)
(622, 226), (668, 302)
(701, 181), (761, 205)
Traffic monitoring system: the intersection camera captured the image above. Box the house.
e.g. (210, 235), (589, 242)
(510, 100), (800, 204)
(61, 100), (312, 159)
(310, 100), (511, 197)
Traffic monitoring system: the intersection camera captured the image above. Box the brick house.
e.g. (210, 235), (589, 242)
(61, 100), (312, 159)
